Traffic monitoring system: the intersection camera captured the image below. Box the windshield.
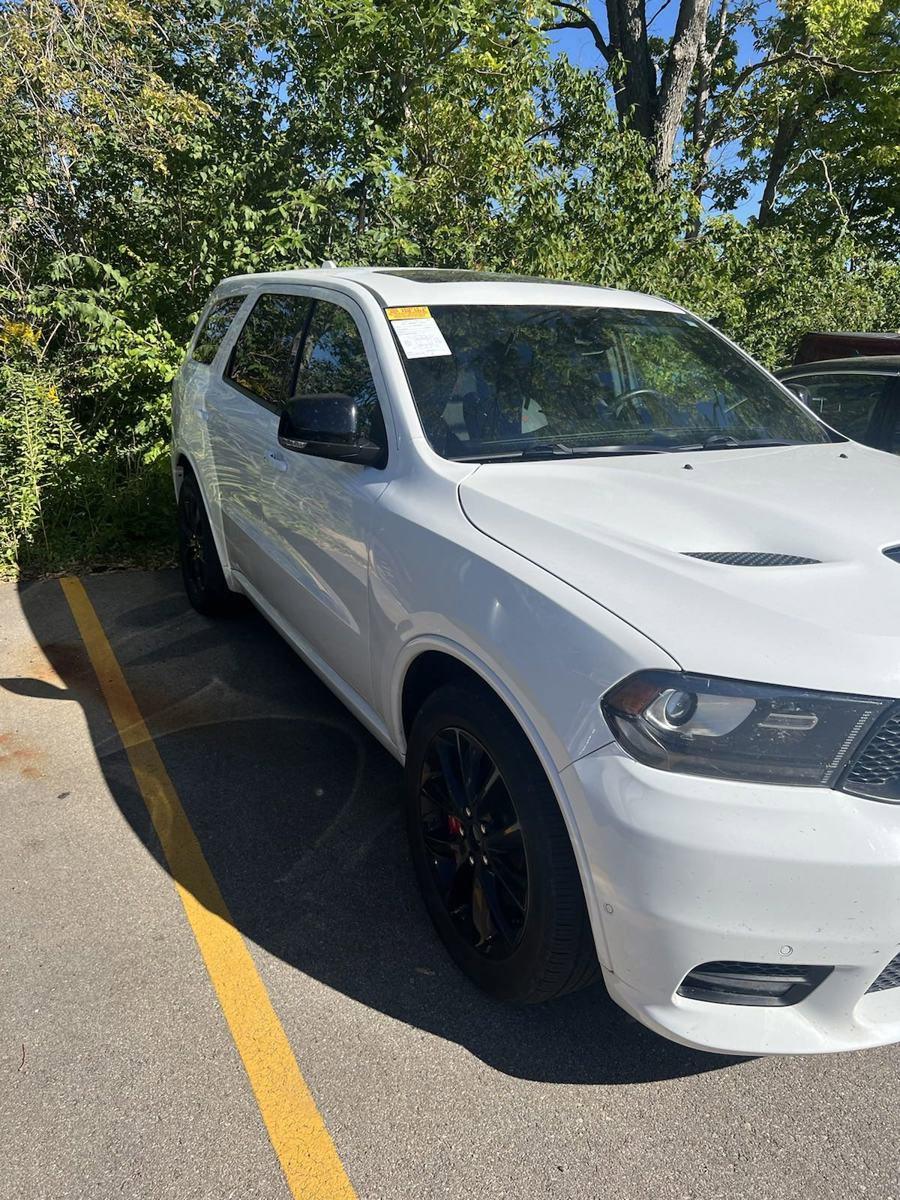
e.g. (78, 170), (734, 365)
(395, 305), (829, 460)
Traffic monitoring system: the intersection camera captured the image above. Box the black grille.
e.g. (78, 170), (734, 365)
(684, 551), (820, 567)
(868, 952), (900, 993)
(841, 708), (900, 802)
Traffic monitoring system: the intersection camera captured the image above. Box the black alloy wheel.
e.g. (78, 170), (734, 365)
(405, 682), (600, 1004)
(419, 727), (528, 958)
(180, 481), (208, 597)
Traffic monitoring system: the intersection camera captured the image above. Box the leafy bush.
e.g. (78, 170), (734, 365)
(0, 323), (174, 577)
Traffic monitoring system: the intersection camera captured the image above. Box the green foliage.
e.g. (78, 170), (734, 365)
(0, 0), (898, 577)
(787, 0), (883, 52)
(0, 323), (174, 576)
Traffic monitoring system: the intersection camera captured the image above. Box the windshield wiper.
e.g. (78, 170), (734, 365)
(518, 441), (575, 459)
(683, 434), (800, 451)
(457, 442), (672, 462)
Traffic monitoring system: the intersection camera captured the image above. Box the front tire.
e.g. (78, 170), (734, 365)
(405, 682), (599, 1003)
(177, 471), (244, 617)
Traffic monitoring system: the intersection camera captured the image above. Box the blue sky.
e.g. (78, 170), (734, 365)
(544, 2), (781, 220)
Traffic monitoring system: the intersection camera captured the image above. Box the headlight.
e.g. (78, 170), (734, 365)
(601, 670), (890, 787)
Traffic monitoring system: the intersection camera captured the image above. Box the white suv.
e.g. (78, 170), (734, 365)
(171, 266), (900, 1056)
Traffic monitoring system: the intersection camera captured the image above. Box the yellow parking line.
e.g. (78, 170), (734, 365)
(60, 577), (357, 1200)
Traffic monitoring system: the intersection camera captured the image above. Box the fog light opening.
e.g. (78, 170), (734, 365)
(677, 960), (833, 1007)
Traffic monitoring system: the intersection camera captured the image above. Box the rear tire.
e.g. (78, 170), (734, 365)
(405, 682), (599, 1003)
(177, 471), (245, 617)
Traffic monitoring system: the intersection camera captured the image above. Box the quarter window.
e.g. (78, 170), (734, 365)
(294, 302), (386, 449)
(191, 295), (245, 364)
(227, 293), (311, 407)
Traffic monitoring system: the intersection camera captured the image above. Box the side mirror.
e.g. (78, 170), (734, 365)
(788, 383), (813, 406)
(278, 393), (385, 466)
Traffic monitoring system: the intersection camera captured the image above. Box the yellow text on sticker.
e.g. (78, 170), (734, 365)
(386, 306), (431, 320)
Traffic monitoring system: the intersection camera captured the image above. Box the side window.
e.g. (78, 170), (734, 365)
(793, 373), (888, 443)
(294, 302), (386, 448)
(227, 292), (311, 407)
(191, 295), (245, 364)
(882, 379), (900, 454)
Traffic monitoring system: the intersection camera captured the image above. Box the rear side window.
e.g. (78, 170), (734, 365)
(227, 293), (311, 407)
(793, 372), (889, 444)
(294, 301), (386, 449)
(191, 296), (245, 364)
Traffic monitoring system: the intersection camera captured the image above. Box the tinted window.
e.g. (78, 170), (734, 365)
(228, 293), (311, 406)
(191, 295), (245, 364)
(792, 373), (889, 444)
(398, 306), (828, 460)
(295, 302), (386, 448)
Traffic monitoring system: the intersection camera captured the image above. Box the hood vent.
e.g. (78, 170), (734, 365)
(685, 551), (821, 567)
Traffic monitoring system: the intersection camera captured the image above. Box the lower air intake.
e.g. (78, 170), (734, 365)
(684, 551), (821, 567)
(867, 952), (900, 993)
(677, 960), (833, 1007)
(840, 707), (900, 802)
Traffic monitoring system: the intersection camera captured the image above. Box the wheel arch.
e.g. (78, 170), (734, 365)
(393, 637), (612, 970)
(173, 449), (237, 588)
(173, 449), (192, 496)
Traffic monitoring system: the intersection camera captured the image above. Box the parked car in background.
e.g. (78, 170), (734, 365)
(777, 357), (900, 453)
(794, 331), (900, 364)
(172, 266), (900, 1058)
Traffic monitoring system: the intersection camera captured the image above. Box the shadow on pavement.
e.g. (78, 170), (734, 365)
(13, 569), (744, 1086)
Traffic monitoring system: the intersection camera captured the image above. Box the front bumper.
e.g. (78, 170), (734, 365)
(562, 747), (900, 1055)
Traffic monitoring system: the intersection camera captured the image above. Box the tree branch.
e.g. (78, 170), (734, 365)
(691, 0), (729, 206)
(542, 2), (611, 61)
(698, 43), (888, 168)
(648, 0), (676, 27)
(793, 50), (896, 76)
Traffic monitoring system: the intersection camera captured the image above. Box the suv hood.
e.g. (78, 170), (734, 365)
(459, 443), (900, 697)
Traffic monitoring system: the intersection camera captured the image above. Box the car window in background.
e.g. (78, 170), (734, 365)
(791, 373), (890, 445)
(399, 306), (830, 460)
(191, 295), (245, 364)
(227, 293), (311, 407)
(295, 301), (386, 448)
(881, 378), (900, 453)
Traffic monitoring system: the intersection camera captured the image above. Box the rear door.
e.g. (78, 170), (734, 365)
(175, 293), (248, 494)
(205, 290), (312, 581)
(261, 295), (392, 703)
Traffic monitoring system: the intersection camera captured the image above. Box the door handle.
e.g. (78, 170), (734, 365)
(266, 449), (287, 472)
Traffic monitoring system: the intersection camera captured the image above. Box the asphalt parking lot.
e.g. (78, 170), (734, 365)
(3, 569), (899, 1200)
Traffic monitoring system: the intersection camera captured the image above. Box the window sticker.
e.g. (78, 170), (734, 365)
(385, 306), (432, 320)
(388, 313), (452, 359)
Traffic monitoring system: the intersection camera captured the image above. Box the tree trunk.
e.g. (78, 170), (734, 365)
(654, 0), (713, 181)
(606, 0), (658, 140)
(690, 1), (728, 231)
(758, 101), (803, 225)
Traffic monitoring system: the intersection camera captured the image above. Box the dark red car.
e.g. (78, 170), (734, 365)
(794, 331), (900, 364)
